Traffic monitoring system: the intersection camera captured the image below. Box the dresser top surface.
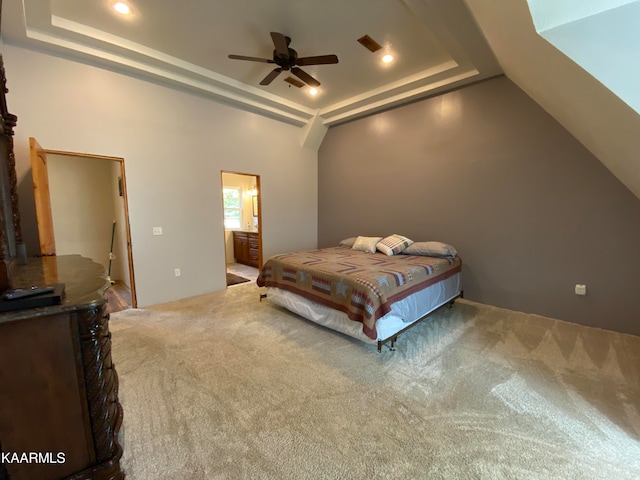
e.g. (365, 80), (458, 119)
(0, 255), (108, 322)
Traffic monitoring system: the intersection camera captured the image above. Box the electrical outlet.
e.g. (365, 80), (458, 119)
(153, 227), (163, 236)
(174, 268), (181, 277)
(575, 284), (586, 296)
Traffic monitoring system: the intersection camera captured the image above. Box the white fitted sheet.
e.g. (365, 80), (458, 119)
(266, 272), (461, 344)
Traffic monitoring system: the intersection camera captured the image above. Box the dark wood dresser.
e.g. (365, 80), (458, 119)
(0, 255), (124, 480)
(233, 231), (259, 268)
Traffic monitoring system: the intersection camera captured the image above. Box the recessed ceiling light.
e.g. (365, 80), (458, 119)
(309, 87), (319, 96)
(382, 54), (394, 64)
(113, 2), (131, 15)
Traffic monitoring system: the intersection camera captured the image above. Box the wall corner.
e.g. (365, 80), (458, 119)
(299, 112), (328, 151)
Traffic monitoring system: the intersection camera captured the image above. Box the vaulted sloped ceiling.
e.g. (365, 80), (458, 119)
(465, 0), (640, 200)
(527, 0), (640, 115)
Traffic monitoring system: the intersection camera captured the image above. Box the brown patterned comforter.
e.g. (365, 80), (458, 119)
(257, 246), (462, 340)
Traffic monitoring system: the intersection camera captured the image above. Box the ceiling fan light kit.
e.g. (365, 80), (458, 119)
(228, 32), (339, 88)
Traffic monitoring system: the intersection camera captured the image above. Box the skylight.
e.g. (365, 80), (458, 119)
(526, 0), (640, 114)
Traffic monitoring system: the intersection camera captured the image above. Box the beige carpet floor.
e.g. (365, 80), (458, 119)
(110, 283), (640, 479)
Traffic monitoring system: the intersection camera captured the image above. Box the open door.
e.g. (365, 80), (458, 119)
(221, 171), (262, 287)
(29, 137), (56, 256)
(29, 137), (137, 308)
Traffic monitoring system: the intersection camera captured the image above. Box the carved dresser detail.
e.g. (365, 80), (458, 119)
(0, 255), (124, 480)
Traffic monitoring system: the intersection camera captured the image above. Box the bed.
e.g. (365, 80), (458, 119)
(256, 236), (462, 352)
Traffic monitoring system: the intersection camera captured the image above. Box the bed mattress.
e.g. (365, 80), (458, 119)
(257, 246), (461, 341)
(265, 271), (461, 344)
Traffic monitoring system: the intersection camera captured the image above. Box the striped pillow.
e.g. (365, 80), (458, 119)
(376, 234), (414, 256)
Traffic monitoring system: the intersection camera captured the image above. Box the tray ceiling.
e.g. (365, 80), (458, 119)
(2, 0), (501, 128)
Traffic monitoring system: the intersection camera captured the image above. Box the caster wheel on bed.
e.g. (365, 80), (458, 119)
(388, 337), (397, 352)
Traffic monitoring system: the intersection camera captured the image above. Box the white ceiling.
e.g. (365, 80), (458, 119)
(1, 0), (501, 127)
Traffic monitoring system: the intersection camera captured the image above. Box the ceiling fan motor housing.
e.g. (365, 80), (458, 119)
(228, 32), (337, 87)
(274, 48), (298, 70)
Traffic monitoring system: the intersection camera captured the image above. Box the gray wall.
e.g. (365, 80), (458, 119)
(5, 44), (318, 307)
(318, 76), (640, 336)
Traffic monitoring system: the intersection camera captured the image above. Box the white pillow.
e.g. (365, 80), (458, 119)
(352, 236), (383, 253)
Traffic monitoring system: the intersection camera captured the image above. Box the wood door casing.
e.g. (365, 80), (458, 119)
(29, 137), (56, 256)
(221, 171), (263, 273)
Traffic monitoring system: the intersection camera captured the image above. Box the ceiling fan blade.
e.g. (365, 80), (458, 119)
(270, 32), (290, 59)
(228, 54), (274, 63)
(291, 67), (320, 88)
(260, 68), (283, 85)
(296, 55), (339, 66)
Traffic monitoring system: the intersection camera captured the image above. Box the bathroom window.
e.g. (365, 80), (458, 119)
(223, 187), (241, 229)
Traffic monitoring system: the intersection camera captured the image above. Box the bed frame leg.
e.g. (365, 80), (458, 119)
(448, 290), (464, 309)
(374, 291), (464, 353)
(377, 336), (397, 353)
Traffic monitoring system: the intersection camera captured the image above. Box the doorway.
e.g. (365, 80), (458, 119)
(221, 171), (262, 287)
(30, 137), (136, 311)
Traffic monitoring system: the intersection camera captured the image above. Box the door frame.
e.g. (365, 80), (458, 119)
(220, 171), (262, 278)
(30, 138), (137, 307)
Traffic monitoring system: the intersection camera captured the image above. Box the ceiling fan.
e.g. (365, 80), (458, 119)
(228, 32), (338, 87)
